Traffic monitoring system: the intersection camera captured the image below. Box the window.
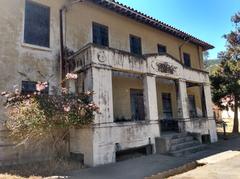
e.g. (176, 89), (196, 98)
(158, 44), (167, 53)
(21, 81), (49, 95)
(188, 95), (197, 118)
(24, 0), (50, 47)
(130, 35), (142, 55)
(183, 53), (191, 67)
(92, 22), (109, 47)
(162, 93), (173, 119)
(130, 89), (145, 121)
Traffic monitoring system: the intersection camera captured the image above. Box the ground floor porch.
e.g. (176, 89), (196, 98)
(68, 66), (218, 166)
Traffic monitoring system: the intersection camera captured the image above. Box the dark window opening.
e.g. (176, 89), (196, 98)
(24, 0), (50, 47)
(130, 35), (142, 55)
(183, 53), (191, 67)
(21, 81), (49, 95)
(162, 93), (173, 119)
(188, 95), (197, 118)
(130, 89), (145, 121)
(158, 44), (167, 53)
(92, 22), (109, 47)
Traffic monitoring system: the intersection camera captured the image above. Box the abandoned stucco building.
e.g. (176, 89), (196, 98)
(0, 0), (217, 166)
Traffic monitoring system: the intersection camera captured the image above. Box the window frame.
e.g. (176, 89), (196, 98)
(183, 52), (191, 67)
(129, 34), (142, 55)
(92, 22), (109, 47)
(23, 0), (51, 49)
(157, 44), (167, 54)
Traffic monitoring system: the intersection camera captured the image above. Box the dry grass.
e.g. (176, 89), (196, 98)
(0, 158), (84, 179)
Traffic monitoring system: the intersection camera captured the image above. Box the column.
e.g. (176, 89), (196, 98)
(84, 67), (115, 166)
(84, 67), (114, 124)
(176, 79), (190, 132)
(203, 83), (218, 143)
(143, 75), (159, 121)
(143, 75), (160, 154)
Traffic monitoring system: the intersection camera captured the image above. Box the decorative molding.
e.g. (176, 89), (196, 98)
(152, 61), (177, 74)
(97, 51), (106, 63)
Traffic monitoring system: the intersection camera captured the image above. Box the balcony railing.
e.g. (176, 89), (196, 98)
(67, 43), (210, 84)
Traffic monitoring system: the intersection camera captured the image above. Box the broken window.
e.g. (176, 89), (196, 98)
(24, 0), (50, 47)
(92, 22), (109, 47)
(130, 35), (142, 55)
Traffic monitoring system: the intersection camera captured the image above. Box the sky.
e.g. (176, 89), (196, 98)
(117, 0), (240, 59)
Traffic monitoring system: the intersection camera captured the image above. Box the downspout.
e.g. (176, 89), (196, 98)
(178, 37), (191, 63)
(60, 8), (65, 86)
(59, 0), (85, 86)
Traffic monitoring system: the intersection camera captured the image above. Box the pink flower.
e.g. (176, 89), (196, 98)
(61, 87), (68, 94)
(15, 89), (20, 95)
(66, 73), (78, 80)
(63, 105), (71, 112)
(1, 91), (7, 96)
(36, 82), (48, 92)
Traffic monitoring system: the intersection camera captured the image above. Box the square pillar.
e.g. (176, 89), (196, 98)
(176, 79), (191, 132)
(82, 67), (115, 166)
(84, 67), (114, 124)
(143, 75), (160, 153)
(143, 75), (159, 121)
(177, 79), (189, 119)
(203, 83), (218, 143)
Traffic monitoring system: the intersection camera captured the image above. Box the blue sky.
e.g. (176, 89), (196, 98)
(117, 0), (239, 59)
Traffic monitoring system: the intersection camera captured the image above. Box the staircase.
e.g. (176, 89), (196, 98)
(155, 132), (207, 157)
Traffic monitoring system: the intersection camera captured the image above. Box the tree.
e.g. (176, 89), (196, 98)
(210, 12), (240, 133)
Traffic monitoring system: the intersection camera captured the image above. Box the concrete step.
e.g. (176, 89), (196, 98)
(171, 136), (194, 145)
(170, 140), (200, 151)
(170, 144), (207, 157)
(161, 132), (188, 140)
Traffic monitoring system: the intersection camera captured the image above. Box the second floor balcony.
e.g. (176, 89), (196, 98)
(67, 43), (210, 84)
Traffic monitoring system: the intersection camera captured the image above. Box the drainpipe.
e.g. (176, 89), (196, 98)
(59, 0), (85, 85)
(60, 8), (65, 85)
(178, 37), (191, 63)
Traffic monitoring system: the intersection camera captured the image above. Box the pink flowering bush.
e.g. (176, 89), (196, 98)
(0, 73), (99, 153)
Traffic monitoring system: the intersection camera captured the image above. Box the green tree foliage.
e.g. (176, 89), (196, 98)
(210, 12), (240, 133)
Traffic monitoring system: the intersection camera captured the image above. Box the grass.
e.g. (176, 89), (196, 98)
(0, 158), (84, 179)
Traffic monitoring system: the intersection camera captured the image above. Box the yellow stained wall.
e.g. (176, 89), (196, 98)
(113, 77), (204, 119)
(112, 77), (143, 120)
(187, 86), (203, 117)
(65, 1), (204, 69)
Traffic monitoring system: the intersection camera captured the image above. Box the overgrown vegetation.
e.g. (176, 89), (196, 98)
(0, 73), (99, 154)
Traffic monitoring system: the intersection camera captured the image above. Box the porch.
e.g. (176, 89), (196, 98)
(67, 43), (218, 166)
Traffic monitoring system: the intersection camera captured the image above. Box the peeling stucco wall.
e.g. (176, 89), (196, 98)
(0, 0), (67, 166)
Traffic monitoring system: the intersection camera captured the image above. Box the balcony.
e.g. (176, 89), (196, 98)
(67, 43), (210, 84)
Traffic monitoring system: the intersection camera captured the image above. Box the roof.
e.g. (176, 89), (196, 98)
(90, 0), (214, 50)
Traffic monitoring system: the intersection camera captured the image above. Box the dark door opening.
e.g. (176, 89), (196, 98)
(130, 89), (145, 121)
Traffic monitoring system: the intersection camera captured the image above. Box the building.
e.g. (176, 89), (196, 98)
(0, 0), (217, 166)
